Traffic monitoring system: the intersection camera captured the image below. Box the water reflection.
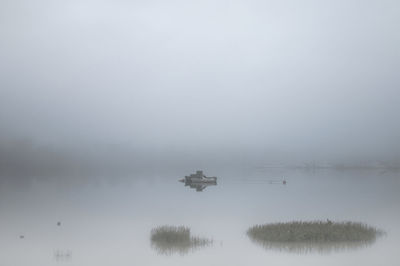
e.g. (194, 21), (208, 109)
(0, 169), (398, 265)
(248, 238), (378, 254)
(150, 226), (212, 255)
(184, 182), (216, 192)
(54, 250), (72, 261)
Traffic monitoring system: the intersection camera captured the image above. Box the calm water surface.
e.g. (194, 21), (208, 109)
(1, 168), (399, 265)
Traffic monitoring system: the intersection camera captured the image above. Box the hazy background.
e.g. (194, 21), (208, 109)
(1, 0), (399, 176)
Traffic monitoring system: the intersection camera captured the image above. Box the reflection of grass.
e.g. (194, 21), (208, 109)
(247, 221), (384, 254)
(150, 226), (212, 255)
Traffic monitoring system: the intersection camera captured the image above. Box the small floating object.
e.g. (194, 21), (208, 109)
(57, 222), (61, 226)
(19, 235), (24, 239)
(283, 180), (287, 185)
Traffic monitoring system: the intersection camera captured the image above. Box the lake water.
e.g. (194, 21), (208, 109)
(1, 168), (399, 265)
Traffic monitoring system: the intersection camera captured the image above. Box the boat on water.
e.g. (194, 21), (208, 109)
(180, 171), (217, 183)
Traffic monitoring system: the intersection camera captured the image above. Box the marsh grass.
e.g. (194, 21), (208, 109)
(247, 221), (384, 254)
(150, 226), (212, 255)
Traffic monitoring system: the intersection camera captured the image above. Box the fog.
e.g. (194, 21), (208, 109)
(1, 0), (400, 175)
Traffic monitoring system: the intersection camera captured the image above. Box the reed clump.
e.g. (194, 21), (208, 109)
(150, 226), (212, 255)
(247, 220), (381, 242)
(247, 221), (382, 243)
(247, 220), (384, 253)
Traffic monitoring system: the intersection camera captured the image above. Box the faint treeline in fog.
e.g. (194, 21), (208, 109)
(301, 161), (399, 170)
(1, 137), (399, 178)
(0, 137), (285, 177)
(0, 139), (143, 177)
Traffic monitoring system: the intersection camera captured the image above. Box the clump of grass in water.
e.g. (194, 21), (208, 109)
(247, 221), (384, 254)
(150, 226), (212, 255)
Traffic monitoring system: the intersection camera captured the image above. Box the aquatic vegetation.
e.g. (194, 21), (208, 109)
(150, 226), (212, 255)
(247, 221), (384, 254)
(248, 221), (381, 242)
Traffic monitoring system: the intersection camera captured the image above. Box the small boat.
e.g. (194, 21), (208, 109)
(181, 170), (217, 183)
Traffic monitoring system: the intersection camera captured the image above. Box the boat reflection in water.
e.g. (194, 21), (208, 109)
(179, 171), (217, 192)
(185, 182), (216, 192)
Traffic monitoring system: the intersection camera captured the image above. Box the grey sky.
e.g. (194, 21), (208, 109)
(1, 0), (399, 162)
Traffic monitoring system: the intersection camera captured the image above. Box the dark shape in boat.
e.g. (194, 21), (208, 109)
(247, 221), (384, 254)
(181, 170), (217, 183)
(179, 171), (217, 192)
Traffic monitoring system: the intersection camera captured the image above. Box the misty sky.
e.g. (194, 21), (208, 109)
(1, 0), (399, 161)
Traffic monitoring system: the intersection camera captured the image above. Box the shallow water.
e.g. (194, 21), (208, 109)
(1, 168), (399, 265)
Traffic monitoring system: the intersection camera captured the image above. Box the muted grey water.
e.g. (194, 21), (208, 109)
(1, 168), (399, 265)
